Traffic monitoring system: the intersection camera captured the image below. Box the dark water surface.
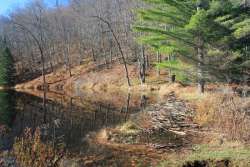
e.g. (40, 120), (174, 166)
(0, 90), (158, 159)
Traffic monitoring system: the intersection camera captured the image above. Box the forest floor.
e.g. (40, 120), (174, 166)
(14, 61), (250, 166)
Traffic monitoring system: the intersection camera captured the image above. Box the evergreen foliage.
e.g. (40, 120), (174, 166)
(0, 40), (16, 87)
(213, 0), (250, 82)
(134, 0), (249, 86)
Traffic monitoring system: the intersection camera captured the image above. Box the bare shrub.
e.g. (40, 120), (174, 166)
(13, 128), (64, 167)
(213, 96), (250, 141)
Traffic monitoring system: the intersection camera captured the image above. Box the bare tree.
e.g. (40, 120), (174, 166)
(92, 16), (131, 87)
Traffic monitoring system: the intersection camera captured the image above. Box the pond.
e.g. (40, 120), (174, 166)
(0, 89), (160, 166)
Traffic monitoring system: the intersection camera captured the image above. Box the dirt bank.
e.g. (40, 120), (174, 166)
(15, 61), (170, 95)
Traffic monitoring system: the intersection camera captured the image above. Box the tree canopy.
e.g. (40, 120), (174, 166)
(134, 0), (250, 91)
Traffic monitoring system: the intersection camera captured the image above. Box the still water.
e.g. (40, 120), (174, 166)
(0, 89), (159, 165)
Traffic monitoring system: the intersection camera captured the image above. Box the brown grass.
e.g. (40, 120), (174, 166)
(212, 96), (250, 141)
(158, 83), (250, 143)
(13, 128), (64, 167)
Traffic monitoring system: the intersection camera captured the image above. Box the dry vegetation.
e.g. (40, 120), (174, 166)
(6, 39), (250, 167)
(6, 64), (250, 167)
(81, 80), (250, 166)
(13, 128), (64, 167)
(0, 0), (249, 166)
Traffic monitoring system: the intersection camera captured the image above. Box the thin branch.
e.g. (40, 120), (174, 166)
(11, 20), (46, 86)
(91, 15), (131, 87)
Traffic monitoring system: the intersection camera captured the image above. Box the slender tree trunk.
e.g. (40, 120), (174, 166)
(139, 45), (146, 84)
(92, 48), (96, 62)
(67, 44), (72, 77)
(109, 48), (113, 68)
(125, 93), (131, 121)
(63, 43), (72, 77)
(197, 37), (205, 93)
(78, 42), (83, 65)
(156, 50), (161, 76)
(197, 6), (205, 93)
(168, 55), (172, 82)
(43, 89), (47, 124)
(39, 43), (46, 90)
(49, 48), (54, 73)
(104, 50), (108, 69)
(146, 53), (149, 69)
(140, 95), (147, 111)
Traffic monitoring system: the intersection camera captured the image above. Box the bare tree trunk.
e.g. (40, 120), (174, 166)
(92, 48), (96, 62)
(197, 42), (205, 93)
(43, 89), (47, 124)
(78, 42), (83, 65)
(156, 50), (161, 76)
(67, 44), (72, 77)
(104, 50), (108, 69)
(93, 16), (131, 86)
(140, 95), (147, 111)
(168, 55), (172, 82)
(138, 45), (146, 84)
(49, 48), (54, 73)
(197, 6), (205, 94)
(63, 43), (72, 77)
(146, 53), (149, 69)
(124, 93), (131, 121)
(109, 48), (113, 68)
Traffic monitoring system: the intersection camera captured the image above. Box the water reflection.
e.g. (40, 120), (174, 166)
(0, 90), (16, 127)
(1, 90), (157, 156)
(0, 90), (16, 150)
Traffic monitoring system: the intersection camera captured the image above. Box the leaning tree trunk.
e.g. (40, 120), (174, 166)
(92, 16), (131, 87)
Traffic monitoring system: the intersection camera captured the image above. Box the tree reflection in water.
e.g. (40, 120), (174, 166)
(1, 90), (158, 165)
(0, 90), (16, 150)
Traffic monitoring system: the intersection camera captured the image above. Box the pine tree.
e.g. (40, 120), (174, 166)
(213, 0), (250, 83)
(0, 40), (16, 87)
(134, 0), (231, 93)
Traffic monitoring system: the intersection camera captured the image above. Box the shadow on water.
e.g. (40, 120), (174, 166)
(0, 90), (17, 150)
(0, 89), (158, 157)
(0, 91), (16, 127)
